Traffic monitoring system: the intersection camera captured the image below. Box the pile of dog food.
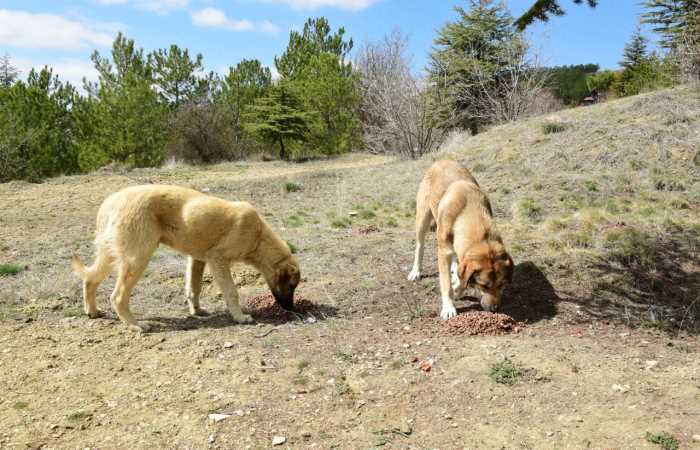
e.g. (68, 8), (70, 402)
(441, 311), (522, 336)
(245, 293), (322, 320)
(356, 224), (380, 234)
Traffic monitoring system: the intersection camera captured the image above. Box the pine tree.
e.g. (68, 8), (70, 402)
(642, 0), (699, 48)
(515, 0), (598, 31)
(151, 45), (205, 108)
(0, 53), (19, 88)
(429, 0), (519, 134)
(620, 27), (649, 69)
(243, 84), (311, 160)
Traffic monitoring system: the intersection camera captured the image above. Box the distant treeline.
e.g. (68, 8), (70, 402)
(0, 0), (697, 182)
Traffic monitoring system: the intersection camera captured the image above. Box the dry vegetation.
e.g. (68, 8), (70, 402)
(0, 87), (699, 449)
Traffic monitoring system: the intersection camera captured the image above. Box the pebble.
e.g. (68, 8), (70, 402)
(208, 414), (231, 423)
(692, 434), (700, 442)
(223, 342), (234, 349)
(301, 430), (312, 438)
(272, 436), (286, 446)
(546, 431), (554, 437)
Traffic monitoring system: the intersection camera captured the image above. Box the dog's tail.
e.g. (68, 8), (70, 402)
(72, 254), (88, 280)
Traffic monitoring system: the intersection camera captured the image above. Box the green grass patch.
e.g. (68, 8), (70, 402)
(331, 217), (352, 229)
(335, 350), (354, 363)
(384, 217), (398, 228)
(285, 241), (299, 254)
(66, 410), (92, 422)
(283, 215), (304, 228)
(471, 163), (486, 172)
(489, 359), (525, 385)
(542, 122), (567, 134)
(516, 197), (543, 223)
(0, 263), (25, 276)
(645, 432), (678, 450)
(359, 209), (376, 220)
(62, 306), (83, 318)
(13, 401), (28, 410)
(283, 181), (301, 193)
(604, 227), (655, 267)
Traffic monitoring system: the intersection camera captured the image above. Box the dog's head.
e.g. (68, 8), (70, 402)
(268, 255), (301, 311)
(458, 242), (513, 312)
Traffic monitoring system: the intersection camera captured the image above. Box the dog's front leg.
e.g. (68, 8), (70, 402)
(207, 255), (253, 324)
(437, 247), (457, 320)
(185, 257), (208, 317)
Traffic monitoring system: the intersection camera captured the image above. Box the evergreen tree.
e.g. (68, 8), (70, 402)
(642, 0), (700, 48)
(151, 45), (205, 108)
(77, 33), (168, 169)
(620, 27), (649, 69)
(428, 0), (519, 134)
(220, 59), (272, 131)
(0, 53), (19, 88)
(244, 84), (311, 160)
(274, 17), (353, 79)
(515, 0), (598, 30)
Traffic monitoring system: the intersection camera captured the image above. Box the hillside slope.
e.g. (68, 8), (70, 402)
(0, 87), (698, 449)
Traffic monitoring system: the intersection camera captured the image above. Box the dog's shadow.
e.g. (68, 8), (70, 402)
(452, 261), (558, 324)
(144, 303), (339, 333)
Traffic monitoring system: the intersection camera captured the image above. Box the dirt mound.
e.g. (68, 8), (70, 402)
(244, 293), (335, 322)
(440, 311), (522, 336)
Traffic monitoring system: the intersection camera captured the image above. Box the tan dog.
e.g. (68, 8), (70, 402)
(72, 185), (300, 331)
(407, 160), (513, 319)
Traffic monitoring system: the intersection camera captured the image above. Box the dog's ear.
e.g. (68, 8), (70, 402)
(458, 259), (477, 288)
(504, 254), (514, 284)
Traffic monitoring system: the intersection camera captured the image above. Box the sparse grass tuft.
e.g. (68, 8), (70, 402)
(62, 306), (83, 318)
(283, 181), (301, 193)
(0, 263), (25, 276)
(359, 209), (376, 220)
(335, 350), (354, 363)
(515, 197), (543, 223)
(331, 217), (352, 229)
(66, 410), (92, 422)
(385, 217), (398, 227)
(645, 432), (679, 450)
(653, 178), (685, 192)
(542, 122), (567, 134)
(292, 374), (309, 386)
(13, 401), (28, 410)
(286, 240), (299, 254)
(284, 215), (304, 228)
(471, 162), (486, 172)
(489, 359), (525, 385)
(603, 227), (655, 267)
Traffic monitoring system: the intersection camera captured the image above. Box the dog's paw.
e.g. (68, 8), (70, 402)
(407, 268), (421, 282)
(233, 313), (254, 324)
(440, 304), (457, 320)
(190, 308), (210, 318)
(86, 310), (104, 319)
(129, 322), (151, 333)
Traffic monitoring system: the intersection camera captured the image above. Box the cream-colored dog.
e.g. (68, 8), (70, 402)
(72, 185), (300, 331)
(407, 160), (513, 319)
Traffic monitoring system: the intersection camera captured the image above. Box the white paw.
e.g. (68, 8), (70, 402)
(440, 304), (457, 320)
(233, 313), (254, 324)
(407, 268), (421, 282)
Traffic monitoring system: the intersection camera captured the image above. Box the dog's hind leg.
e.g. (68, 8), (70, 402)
(408, 184), (432, 282)
(185, 257), (208, 317)
(83, 248), (113, 318)
(207, 255), (253, 324)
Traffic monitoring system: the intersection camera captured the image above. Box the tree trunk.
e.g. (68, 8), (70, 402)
(278, 138), (286, 161)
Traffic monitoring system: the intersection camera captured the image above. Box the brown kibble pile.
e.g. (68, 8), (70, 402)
(356, 224), (380, 234)
(441, 311), (522, 336)
(245, 293), (321, 320)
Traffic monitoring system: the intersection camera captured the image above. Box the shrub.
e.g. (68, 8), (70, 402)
(542, 122), (567, 134)
(283, 181), (301, 193)
(0, 263), (25, 276)
(603, 227), (656, 267)
(645, 432), (678, 450)
(489, 359), (525, 385)
(516, 197), (543, 223)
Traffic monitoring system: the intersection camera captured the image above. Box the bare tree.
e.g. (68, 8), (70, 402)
(355, 30), (447, 158)
(0, 53), (20, 87)
(450, 37), (549, 125)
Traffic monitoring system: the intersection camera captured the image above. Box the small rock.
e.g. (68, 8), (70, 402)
(223, 342), (234, 349)
(208, 434), (216, 444)
(208, 414), (231, 423)
(644, 360), (658, 370)
(50, 424), (59, 430)
(546, 431), (554, 437)
(301, 430), (312, 439)
(692, 434), (700, 442)
(272, 436), (286, 446)
(612, 384), (630, 393)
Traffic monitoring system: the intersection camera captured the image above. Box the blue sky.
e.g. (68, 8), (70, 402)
(0, 0), (651, 88)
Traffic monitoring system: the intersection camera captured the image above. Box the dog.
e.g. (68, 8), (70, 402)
(407, 160), (513, 319)
(72, 185), (300, 331)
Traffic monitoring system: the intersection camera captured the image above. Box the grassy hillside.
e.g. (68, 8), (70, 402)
(0, 87), (698, 449)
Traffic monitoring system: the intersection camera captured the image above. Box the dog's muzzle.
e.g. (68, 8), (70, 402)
(272, 288), (295, 311)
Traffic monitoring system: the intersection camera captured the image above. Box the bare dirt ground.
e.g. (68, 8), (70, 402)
(1, 88), (699, 449)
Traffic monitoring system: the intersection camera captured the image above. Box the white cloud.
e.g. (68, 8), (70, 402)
(95, 0), (189, 14)
(0, 10), (114, 49)
(260, 0), (379, 11)
(14, 58), (98, 91)
(191, 8), (279, 33)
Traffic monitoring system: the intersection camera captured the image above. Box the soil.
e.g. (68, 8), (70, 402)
(1, 126), (698, 450)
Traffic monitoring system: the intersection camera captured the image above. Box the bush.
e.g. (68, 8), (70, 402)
(489, 359), (525, 385)
(542, 122), (567, 134)
(645, 432), (678, 450)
